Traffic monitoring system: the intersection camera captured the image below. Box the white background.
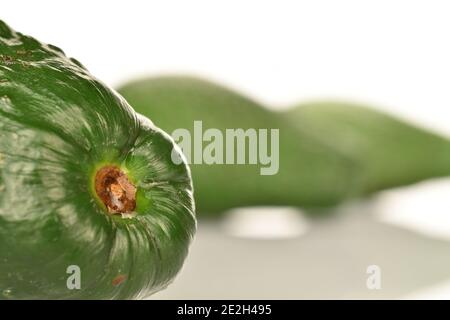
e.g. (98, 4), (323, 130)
(4, 1), (450, 299)
(3, 0), (450, 136)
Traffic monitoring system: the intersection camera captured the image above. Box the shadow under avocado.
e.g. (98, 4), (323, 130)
(152, 199), (450, 299)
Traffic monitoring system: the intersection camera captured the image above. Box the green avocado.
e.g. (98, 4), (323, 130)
(285, 101), (450, 194)
(118, 76), (359, 215)
(0, 21), (196, 299)
(118, 77), (450, 216)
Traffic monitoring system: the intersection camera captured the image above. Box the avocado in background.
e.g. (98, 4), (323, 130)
(118, 77), (359, 216)
(285, 102), (450, 194)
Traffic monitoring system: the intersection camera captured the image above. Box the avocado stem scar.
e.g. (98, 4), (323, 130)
(94, 166), (137, 214)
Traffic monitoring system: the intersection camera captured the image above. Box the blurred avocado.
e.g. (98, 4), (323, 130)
(285, 101), (450, 194)
(118, 77), (358, 216)
(119, 77), (450, 217)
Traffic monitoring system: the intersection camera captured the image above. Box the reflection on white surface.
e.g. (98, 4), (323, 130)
(404, 280), (450, 300)
(221, 207), (309, 240)
(376, 178), (450, 240)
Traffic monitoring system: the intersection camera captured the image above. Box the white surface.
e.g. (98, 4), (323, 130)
(220, 207), (309, 240)
(377, 179), (450, 241)
(150, 181), (450, 299)
(3, 0), (450, 136)
(404, 280), (450, 300)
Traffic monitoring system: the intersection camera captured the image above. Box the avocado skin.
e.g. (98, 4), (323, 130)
(118, 77), (359, 215)
(0, 21), (195, 299)
(285, 102), (450, 194)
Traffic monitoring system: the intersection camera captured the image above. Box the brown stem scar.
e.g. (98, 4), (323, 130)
(95, 166), (137, 215)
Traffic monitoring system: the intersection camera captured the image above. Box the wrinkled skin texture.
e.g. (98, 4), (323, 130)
(0, 21), (196, 299)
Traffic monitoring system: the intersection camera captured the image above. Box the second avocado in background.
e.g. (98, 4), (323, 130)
(286, 102), (450, 194)
(118, 77), (357, 216)
(117, 76), (450, 217)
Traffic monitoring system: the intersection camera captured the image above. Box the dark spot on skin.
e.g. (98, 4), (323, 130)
(0, 55), (14, 65)
(112, 274), (127, 286)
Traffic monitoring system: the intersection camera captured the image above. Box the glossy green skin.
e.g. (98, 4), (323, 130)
(286, 102), (450, 193)
(118, 77), (359, 215)
(0, 21), (196, 299)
